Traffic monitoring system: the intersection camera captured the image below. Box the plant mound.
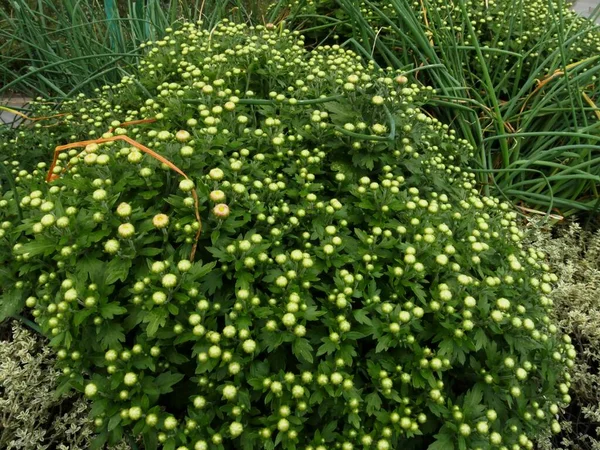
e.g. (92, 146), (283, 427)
(1, 21), (574, 450)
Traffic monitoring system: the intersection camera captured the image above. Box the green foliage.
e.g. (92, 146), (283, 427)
(272, 0), (600, 217)
(0, 320), (132, 449)
(1, 22), (574, 449)
(0, 0), (272, 98)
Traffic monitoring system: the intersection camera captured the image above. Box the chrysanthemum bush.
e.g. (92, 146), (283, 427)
(0, 21), (575, 450)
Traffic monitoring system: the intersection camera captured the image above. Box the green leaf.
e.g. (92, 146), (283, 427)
(144, 309), (169, 337)
(90, 432), (108, 450)
(252, 307), (274, 318)
(105, 258), (132, 285)
(303, 305), (325, 321)
(15, 237), (56, 257)
(139, 247), (163, 256)
(100, 303), (127, 319)
(353, 309), (372, 325)
(73, 309), (94, 326)
(375, 335), (393, 353)
(100, 324), (125, 347)
(462, 384), (486, 417)
(54, 378), (73, 399)
(348, 412), (360, 429)
(473, 328), (488, 351)
(107, 414), (121, 432)
(292, 338), (314, 364)
(188, 260), (217, 280)
(321, 420), (338, 440)
(0, 289), (24, 322)
(203, 270), (223, 295)
(163, 438), (176, 450)
(262, 330), (284, 352)
(428, 432), (455, 450)
(79, 255), (104, 284)
(365, 392), (382, 415)
(89, 398), (109, 418)
(155, 371), (184, 394)
(316, 338), (337, 356)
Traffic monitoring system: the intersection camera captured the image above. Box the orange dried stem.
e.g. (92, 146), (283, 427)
(47, 135), (203, 261)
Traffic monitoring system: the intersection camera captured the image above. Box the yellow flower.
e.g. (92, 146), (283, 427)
(213, 203), (230, 218)
(152, 214), (169, 229)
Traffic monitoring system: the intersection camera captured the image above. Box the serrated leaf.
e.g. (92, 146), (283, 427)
(428, 432), (455, 450)
(344, 331), (365, 340)
(100, 303), (127, 319)
(321, 420), (338, 440)
(365, 392), (382, 415)
(166, 351), (189, 365)
(316, 339), (337, 356)
(53, 378), (73, 399)
(353, 309), (372, 325)
(310, 389), (324, 405)
(79, 255), (104, 284)
(155, 371), (184, 394)
(144, 309), (169, 337)
(247, 377), (264, 390)
(188, 260), (217, 279)
(263, 330), (284, 352)
(303, 305), (325, 321)
(89, 398), (109, 418)
(203, 270), (223, 295)
(462, 384), (486, 418)
(105, 258), (132, 285)
(473, 328), (488, 351)
(292, 338), (314, 363)
(375, 335), (393, 353)
(242, 433), (257, 450)
(100, 324), (125, 347)
(0, 289), (24, 322)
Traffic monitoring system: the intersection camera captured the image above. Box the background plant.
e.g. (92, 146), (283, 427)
(0, 320), (132, 450)
(269, 0), (600, 219)
(528, 222), (600, 450)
